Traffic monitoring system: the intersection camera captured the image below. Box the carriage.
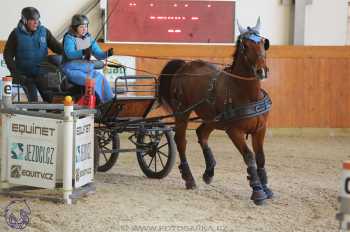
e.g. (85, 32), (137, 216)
(16, 55), (177, 179)
(9, 21), (273, 205)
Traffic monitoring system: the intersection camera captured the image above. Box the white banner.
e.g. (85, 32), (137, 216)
(101, 55), (136, 83)
(74, 115), (94, 188)
(7, 115), (59, 189)
(0, 53), (11, 97)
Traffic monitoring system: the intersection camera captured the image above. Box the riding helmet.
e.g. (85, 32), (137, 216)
(71, 14), (89, 27)
(21, 7), (40, 22)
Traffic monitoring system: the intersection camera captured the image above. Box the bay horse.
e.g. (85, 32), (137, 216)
(158, 19), (273, 205)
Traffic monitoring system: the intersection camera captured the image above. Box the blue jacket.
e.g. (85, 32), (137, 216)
(63, 32), (107, 63)
(15, 23), (48, 76)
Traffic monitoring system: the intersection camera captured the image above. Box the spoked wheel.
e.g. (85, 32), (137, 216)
(95, 129), (120, 172)
(94, 133), (100, 174)
(136, 129), (176, 179)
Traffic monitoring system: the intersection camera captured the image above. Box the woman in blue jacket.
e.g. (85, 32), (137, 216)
(62, 14), (113, 103)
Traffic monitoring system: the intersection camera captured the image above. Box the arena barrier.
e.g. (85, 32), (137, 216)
(0, 76), (96, 204)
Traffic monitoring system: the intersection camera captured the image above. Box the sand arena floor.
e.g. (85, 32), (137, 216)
(0, 131), (347, 232)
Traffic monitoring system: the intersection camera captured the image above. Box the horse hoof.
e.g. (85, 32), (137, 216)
(185, 181), (197, 190)
(263, 186), (274, 199)
(253, 199), (266, 206)
(202, 174), (213, 185)
(250, 189), (267, 204)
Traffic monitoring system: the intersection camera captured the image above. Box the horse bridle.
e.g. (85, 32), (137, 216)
(231, 33), (269, 80)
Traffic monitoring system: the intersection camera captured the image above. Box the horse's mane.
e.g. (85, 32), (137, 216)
(232, 36), (242, 61)
(228, 35), (243, 71)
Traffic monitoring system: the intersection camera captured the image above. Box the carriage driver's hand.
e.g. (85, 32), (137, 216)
(106, 48), (113, 57)
(83, 47), (92, 60)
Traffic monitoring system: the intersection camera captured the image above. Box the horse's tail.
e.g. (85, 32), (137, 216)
(158, 59), (186, 111)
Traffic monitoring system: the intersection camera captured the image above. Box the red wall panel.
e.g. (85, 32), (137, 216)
(107, 0), (235, 43)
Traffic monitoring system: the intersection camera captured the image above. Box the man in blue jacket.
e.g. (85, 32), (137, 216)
(62, 14), (114, 104)
(4, 7), (63, 102)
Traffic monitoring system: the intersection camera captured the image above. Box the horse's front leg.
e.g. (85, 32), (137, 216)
(196, 123), (216, 184)
(175, 114), (197, 189)
(226, 128), (267, 205)
(252, 126), (273, 199)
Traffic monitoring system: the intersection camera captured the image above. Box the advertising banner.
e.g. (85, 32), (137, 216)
(74, 115), (94, 188)
(7, 115), (59, 189)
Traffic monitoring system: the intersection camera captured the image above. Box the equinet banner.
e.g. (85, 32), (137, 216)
(7, 114), (59, 189)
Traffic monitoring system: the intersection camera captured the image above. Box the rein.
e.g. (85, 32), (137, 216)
(109, 55), (229, 66)
(107, 60), (258, 81)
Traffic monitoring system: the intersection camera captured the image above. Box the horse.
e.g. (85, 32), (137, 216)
(158, 18), (273, 205)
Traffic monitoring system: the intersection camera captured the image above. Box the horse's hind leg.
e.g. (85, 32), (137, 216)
(226, 128), (267, 205)
(196, 123), (216, 184)
(175, 113), (197, 189)
(252, 126), (273, 199)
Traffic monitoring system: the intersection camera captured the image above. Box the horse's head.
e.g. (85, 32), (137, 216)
(235, 17), (270, 80)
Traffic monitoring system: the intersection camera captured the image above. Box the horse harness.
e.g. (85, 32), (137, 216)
(217, 89), (272, 122)
(170, 69), (271, 123)
(199, 70), (271, 122)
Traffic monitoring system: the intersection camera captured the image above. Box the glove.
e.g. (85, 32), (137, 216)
(106, 48), (114, 57)
(83, 47), (92, 60)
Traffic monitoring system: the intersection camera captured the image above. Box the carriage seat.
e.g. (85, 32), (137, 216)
(42, 56), (105, 92)
(38, 56), (75, 95)
(39, 56), (126, 101)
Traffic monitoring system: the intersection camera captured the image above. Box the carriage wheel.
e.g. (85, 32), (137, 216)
(136, 129), (176, 179)
(94, 133), (100, 174)
(96, 130), (120, 172)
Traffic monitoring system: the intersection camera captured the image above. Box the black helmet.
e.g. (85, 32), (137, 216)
(21, 7), (40, 22)
(71, 14), (89, 27)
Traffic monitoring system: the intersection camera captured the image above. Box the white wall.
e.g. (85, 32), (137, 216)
(347, 1), (350, 44)
(235, 0), (293, 45)
(0, 0), (102, 41)
(0, 0), (348, 45)
(304, 0), (348, 45)
(0, 0), (294, 44)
